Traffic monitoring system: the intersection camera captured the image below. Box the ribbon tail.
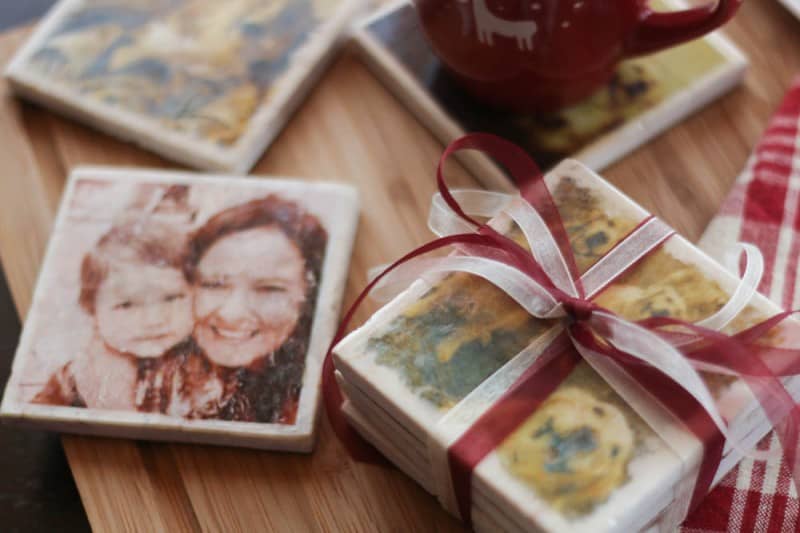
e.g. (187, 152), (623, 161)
(644, 314), (800, 497)
(593, 311), (800, 501)
(645, 311), (800, 377)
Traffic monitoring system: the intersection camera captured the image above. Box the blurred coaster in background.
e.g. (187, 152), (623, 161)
(5, 0), (364, 173)
(351, 0), (748, 192)
(0, 168), (359, 452)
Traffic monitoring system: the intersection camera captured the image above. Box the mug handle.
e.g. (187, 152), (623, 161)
(625, 0), (742, 56)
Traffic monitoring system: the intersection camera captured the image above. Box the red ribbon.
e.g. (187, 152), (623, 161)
(322, 133), (800, 526)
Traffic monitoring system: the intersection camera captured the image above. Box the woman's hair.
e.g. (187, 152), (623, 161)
(184, 194), (329, 424)
(79, 217), (186, 315)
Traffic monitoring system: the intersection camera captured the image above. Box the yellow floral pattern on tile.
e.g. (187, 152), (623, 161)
(498, 383), (634, 516)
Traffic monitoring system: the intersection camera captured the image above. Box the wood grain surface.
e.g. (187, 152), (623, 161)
(0, 0), (799, 530)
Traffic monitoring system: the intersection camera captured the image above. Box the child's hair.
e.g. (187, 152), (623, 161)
(79, 217), (187, 315)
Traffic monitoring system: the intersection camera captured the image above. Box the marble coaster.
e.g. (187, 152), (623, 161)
(5, 0), (364, 173)
(0, 167), (359, 452)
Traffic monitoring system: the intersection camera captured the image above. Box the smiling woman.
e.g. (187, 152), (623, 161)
(182, 195), (328, 424)
(192, 226), (308, 368)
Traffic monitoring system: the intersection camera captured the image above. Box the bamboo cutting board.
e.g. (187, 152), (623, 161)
(1, 0), (800, 529)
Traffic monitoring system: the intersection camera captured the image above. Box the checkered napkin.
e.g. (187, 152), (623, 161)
(681, 77), (800, 532)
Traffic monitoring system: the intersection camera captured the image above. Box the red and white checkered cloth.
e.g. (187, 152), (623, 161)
(681, 77), (800, 532)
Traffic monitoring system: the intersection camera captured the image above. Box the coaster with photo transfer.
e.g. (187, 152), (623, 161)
(5, 0), (365, 173)
(0, 168), (359, 452)
(350, 0), (748, 192)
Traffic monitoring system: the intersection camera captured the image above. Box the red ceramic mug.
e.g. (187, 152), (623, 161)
(413, 0), (743, 111)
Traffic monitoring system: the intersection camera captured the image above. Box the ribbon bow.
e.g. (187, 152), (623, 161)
(323, 133), (800, 525)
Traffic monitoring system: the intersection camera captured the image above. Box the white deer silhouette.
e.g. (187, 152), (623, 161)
(457, 0), (537, 51)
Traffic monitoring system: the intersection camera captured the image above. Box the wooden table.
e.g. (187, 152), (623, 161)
(1, 0), (799, 530)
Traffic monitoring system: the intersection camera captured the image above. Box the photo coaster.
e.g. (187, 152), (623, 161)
(0, 168), (359, 452)
(5, 0), (365, 173)
(350, 0), (748, 191)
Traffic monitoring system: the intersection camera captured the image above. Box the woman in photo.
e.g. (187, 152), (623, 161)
(182, 194), (328, 424)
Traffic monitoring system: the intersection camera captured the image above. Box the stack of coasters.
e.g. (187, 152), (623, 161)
(332, 160), (800, 531)
(5, 0), (364, 173)
(0, 168), (358, 452)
